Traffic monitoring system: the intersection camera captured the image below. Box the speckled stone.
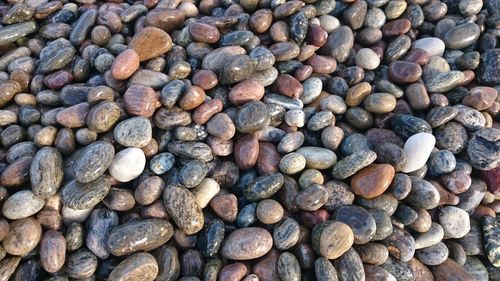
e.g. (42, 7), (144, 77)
(163, 184), (204, 235)
(331, 150), (377, 180)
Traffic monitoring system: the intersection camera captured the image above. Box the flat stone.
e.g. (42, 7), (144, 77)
(331, 150), (377, 180)
(351, 164), (395, 199)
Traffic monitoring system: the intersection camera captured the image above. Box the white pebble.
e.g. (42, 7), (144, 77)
(412, 37), (446, 57)
(401, 132), (436, 173)
(108, 147), (146, 182)
(355, 48), (380, 70)
(439, 206), (471, 239)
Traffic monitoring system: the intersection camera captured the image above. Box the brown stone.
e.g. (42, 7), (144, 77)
(0, 80), (21, 107)
(145, 8), (185, 33)
(40, 230), (66, 273)
(312, 220), (354, 260)
(250, 9), (273, 33)
(179, 86), (206, 110)
(221, 227), (273, 260)
(210, 193), (238, 222)
(431, 259), (474, 281)
(346, 82), (371, 107)
(43, 70), (73, 89)
(256, 199), (284, 224)
(0, 156), (31, 186)
(275, 74), (303, 99)
(219, 263), (248, 281)
(382, 19), (412, 37)
(2, 217), (42, 256)
(462, 86), (498, 111)
(408, 257), (435, 281)
(111, 49), (140, 80)
(253, 248), (281, 281)
(306, 25), (328, 47)
(129, 27), (173, 62)
(406, 83), (430, 110)
(192, 69), (218, 90)
(351, 164), (395, 199)
(257, 142), (281, 175)
(405, 48), (430, 65)
(234, 134), (259, 170)
(55, 102), (90, 128)
(306, 54), (336, 74)
(389, 61), (422, 83)
(123, 84), (159, 117)
(189, 22), (220, 44)
(192, 99), (223, 124)
(229, 79), (265, 105)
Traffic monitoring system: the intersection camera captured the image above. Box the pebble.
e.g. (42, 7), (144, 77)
(30, 147), (63, 198)
(400, 133), (435, 173)
(111, 49), (140, 80)
(334, 248), (366, 281)
(467, 128), (500, 171)
(426, 71), (465, 93)
(355, 48), (380, 70)
(483, 216), (500, 267)
(431, 259), (475, 281)
(415, 241), (449, 266)
(61, 176), (111, 210)
(331, 150), (377, 180)
(108, 252), (158, 281)
(0, 21), (37, 45)
(221, 227), (273, 260)
(40, 230), (66, 273)
(236, 101), (270, 133)
(107, 219), (173, 256)
(72, 141), (114, 183)
(443, 23), (480, 50)
(129, 27), (173, 62)
(2, 217), (42, 256)
(109, 147), (146, 182)
(406, 178), (439, 212)
(296, 147), (337, 170)
(351, 164), (395, 199)
(163, 184), (204, 235)
(113, 117), (152, 147)
(312, 220), (354, 259)
(415, 222), (445, 250)
(321, 26), (353, 63)
(334, 205), (376, 244)
(2, 189), (44, 220)
(439, 206), (471, 239)
(478, 49), (500, 85)
(277, 252), (301, 281)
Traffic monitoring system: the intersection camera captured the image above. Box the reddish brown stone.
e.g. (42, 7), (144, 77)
(0, 157), (31, 187)
(179, 86), (206, 110)
(388, 61), (422, 83)
(229, 79), (265, 105)
(249, 9), (273, 33)
(306, 54), (336, 74)
(192, 99), (223, 124)
(306, 25), (328, 47)
(189, 22), (220, 44)
(253, 249), (280, 281)
(299, 209), (329, 229)
(219, 263), (248, 281)
(257, 142), (281, 175)
(405, 48), (430, 65)
(210, 193), (238, 222)
(145, 8), (185, 33)
(351, 164), (395, 199)
(463, 86), (498, 111)
(123, 84), (159, 117)
(482, 165), (500, 194)
(192, 70), (218, 90)
(129, 27), (173, 62)
(431, 259), (474, 281)
(43, 70), (73, 90)
(294, 65), (313, 81)
(440, 171), (472, 194)
(55, 102), (90, 128)
(382, 19), (412, 37)
(234, 134), (259, 170)
(111, 49), (140, 80)
(275, 74), (303, 99)
(471, 205), (496, 220)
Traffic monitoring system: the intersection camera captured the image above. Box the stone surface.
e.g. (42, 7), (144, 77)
(221, 227), (273, 260)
